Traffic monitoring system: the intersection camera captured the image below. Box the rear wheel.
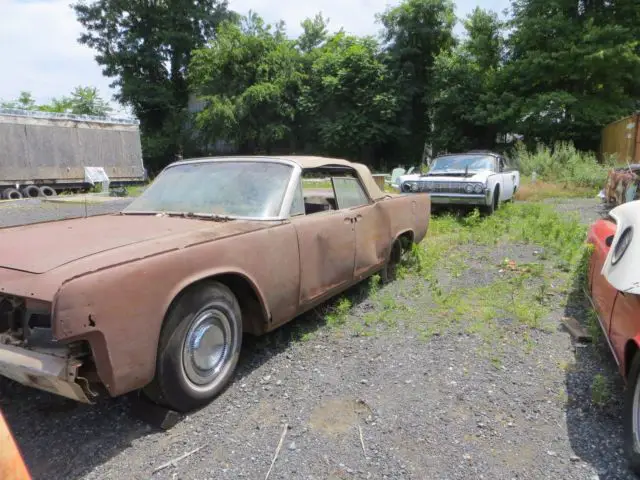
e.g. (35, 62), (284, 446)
(624, 352), (640, 474)
(381, 239), (404, 283)
(144, 281), (242, 412)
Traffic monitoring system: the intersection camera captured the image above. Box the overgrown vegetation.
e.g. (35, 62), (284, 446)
(323, 201), (593, 362)
(513, 142), (615, 189)
(515, 178), (597, 202)
(405, 202), (588, 270)
(58, 0), (638, 170)
(591, 374), (612, 407)
(1, 87), (112, 116)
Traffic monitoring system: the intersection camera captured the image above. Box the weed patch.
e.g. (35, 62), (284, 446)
(515, 178), (597, 201)
(591, 374), (611, 407)
(513, 141), (614, 189)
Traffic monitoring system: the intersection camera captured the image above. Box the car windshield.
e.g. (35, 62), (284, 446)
(430, 155), (494, 172)
(123, 161), (293, 218)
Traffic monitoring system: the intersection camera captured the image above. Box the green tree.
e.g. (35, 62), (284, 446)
(1, 91), (37, 110)
(37, 97), (74, 113)
(68, 86), (111, 115)
(0, 87), (111, 116)
(299, 32), (404, 163)
(189, 13), (303, 153)
(499, 0), (640, 150)
(430, 8), (505, 153)
(297, 13), (329, 53)
(378, 0), (457, 162)
(73, 0), (236, 170)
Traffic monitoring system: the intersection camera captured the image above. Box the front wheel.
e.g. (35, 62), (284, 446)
(624, 352), (640, 474)
(482, 186), (500, 215)
(144, 281), (242, 412)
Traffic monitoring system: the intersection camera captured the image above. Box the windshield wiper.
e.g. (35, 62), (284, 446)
(119, 211), (157, 216)
(120, 211), (234, 221)
(172, 212), (234, 222)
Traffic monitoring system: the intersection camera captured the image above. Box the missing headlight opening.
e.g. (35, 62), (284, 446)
(0, 295), (56, 346)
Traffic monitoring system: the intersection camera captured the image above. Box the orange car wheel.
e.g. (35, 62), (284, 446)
(145, 281), (242, 412)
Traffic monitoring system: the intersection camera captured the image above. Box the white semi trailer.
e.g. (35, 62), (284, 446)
(0, 108), (146, 199)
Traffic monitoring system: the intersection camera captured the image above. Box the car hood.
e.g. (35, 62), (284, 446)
(0, 214), (269, 274)
(399, 171), (491, 183)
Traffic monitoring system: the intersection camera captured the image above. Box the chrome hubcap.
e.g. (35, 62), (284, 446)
(182, 306), (232, 386)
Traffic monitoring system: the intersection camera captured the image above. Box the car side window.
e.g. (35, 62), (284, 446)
(332, 177), (370, 209)
(498, 158), (505, 172)
(289, 180), (305, 217)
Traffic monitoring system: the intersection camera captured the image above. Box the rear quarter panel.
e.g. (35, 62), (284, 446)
(609, 293), (640, 375)
(52, 223), (300, 397)
(379, 193), (430, 245)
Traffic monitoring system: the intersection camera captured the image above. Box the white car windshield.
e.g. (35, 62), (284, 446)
(124, 161), (293, 218)
(430, 155), (494, 173)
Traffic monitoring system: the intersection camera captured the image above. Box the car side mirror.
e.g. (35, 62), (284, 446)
(606, 235), (614, 248)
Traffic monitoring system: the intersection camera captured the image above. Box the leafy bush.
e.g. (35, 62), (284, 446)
(512, 141), (613, 189)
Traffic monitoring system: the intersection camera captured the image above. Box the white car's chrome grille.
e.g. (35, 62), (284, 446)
(429, 182), (467, 194)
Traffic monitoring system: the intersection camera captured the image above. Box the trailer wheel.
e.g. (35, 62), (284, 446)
(21, 185), (42, 198)
(38, 186), (57, 197)
(2, 188), (23, 200)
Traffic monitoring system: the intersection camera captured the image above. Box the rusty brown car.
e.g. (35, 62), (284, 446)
(0, 156), (430, 412)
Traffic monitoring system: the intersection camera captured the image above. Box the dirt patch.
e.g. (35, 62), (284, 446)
(309, 398), (373, 436)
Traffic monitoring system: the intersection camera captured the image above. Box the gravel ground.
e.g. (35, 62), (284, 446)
(1, 196), (634, 480)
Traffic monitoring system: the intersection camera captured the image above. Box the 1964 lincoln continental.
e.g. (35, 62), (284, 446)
(398, 151), (520, 214)
(0, 156), (430, 412)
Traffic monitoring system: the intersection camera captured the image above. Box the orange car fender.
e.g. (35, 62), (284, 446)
(0, 411), (31, 480)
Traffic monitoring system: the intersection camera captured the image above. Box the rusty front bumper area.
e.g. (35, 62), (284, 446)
(0, 343), (92, 403)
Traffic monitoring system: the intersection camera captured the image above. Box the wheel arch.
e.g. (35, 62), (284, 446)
(391, 229), (414, 258)
(163, 270), (271, 337)
(625, 338), (640, 379)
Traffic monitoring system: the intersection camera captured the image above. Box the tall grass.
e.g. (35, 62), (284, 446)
(513, 141), (613, 189)
(405, 202), (588, 276)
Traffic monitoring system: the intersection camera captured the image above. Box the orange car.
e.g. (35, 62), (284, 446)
(0, 410), (31, 480)
(587, 200), (640, 473)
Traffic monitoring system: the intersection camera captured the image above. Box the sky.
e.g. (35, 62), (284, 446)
(0, 0), (510, 113)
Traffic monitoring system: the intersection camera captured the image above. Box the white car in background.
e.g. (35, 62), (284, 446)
(398, 151), (520, 214)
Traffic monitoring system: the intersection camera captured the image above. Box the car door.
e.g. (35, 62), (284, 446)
(588, 219), (619, 336)
(498, 156), (515, 200)
(291, 180), (356, 306)
(332, 176), (391, 280)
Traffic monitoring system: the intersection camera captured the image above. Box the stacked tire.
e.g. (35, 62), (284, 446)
(20, 185), (41, 198)
(1, 188), (22, 200)
(1, 185), (58, 200)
